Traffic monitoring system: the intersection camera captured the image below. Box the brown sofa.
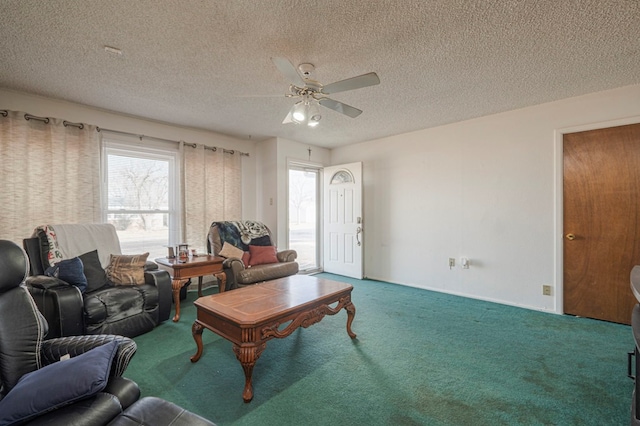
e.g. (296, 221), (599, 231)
(207, 221), (298, 289)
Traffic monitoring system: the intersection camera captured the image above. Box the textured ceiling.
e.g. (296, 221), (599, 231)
(0, 0), (639, 148)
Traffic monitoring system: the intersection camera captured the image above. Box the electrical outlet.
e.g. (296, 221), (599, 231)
(449, 258), (455, 269)
(542, 285), (552, 296)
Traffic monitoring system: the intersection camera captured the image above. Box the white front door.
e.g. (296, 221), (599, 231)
(323, 162), (363, 279)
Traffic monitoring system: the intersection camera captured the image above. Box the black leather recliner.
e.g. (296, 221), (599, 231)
(22, 224), (172, 339)
(0, 239), (139, 424)
(0, 239), (216, 426)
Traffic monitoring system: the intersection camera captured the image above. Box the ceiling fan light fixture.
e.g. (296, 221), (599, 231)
(292, 101), (306, 123)
(307, 101), (321, 127)
(308, 114), (321, 127)
(291, 98), (321, 127)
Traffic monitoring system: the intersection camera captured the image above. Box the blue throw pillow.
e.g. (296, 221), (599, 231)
(45, 257), (88, 293)
(0, 340), (119, 425)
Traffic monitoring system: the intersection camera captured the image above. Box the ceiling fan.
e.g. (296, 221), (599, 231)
(271, 57), (380, 127)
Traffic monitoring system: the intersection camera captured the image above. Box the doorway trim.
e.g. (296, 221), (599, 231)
(553, 115), (640, 315)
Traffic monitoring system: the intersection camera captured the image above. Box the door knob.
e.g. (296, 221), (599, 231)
(566, 233), (576, 240)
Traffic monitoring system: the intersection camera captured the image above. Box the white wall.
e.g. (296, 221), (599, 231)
(256, 138), (278, 236)
(330, 84), (640, 313)
(0, 88), (258, 220)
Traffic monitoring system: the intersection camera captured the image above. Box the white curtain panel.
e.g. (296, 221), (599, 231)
(0, 110), (101, 244)
(182, 143), (242, 251)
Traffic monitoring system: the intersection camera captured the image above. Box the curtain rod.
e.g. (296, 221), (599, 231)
(97, 127), (249, 157)
(0, 111), (85, 129)
(0, 111), (249, 157)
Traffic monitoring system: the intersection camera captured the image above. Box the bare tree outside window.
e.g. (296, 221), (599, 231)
(289, 170), (314, 225)
(108, 156), (168, 230)
(105, 151), (174, 259)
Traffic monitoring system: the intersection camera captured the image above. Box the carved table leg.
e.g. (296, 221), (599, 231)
(233, 343), (266, 402)
(345, 301), (357, 339)
(215, 272), (226, 293)
(190, 322), (204, 362)
(172, 279), (184, 322)
(197, 276), (203, 297)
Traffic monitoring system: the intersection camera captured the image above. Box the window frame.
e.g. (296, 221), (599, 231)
(101, 137), (181, 253)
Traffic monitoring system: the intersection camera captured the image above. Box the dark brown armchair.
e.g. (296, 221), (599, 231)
(207, 221), (298, 289)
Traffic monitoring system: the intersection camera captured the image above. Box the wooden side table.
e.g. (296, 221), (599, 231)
(155, 255), (226, 322)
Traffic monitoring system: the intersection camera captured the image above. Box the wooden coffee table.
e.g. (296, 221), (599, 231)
(190, 274), (356, 402)
(155, 255), (226, 322)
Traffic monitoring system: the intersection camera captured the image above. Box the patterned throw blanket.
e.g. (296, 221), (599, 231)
(212, 221), (271, 251)
(34, 225), (65, 266)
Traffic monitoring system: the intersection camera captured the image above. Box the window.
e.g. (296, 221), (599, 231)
(330, 170), (354, 184)
(102, 139), (180, 260)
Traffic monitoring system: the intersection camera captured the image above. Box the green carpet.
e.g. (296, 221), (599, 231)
(126, 273), (633, 425)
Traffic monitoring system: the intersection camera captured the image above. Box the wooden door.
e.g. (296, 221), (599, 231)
(563, 123), (640, 325)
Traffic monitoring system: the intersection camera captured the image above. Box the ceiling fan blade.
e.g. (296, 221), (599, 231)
(319, 98), (363, 118)
(271, 57), (306, 87)
(321, 72), (380, 95)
